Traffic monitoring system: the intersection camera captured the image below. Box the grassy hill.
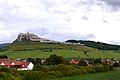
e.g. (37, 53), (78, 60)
(1, 49), (120, 59)
(8, 41), (90, 51)
(66, 40), (120, 50)
(0, 41), (120, 59)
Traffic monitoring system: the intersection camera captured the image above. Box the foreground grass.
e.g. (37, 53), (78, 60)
(52, 70), (120, 80)
(0, 50), (120, 59)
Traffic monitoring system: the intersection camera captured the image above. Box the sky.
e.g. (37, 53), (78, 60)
(0, 0), (120, 44)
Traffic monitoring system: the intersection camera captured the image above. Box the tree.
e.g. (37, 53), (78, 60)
(112, 62), (120, 67)
(83, 50), (88, 55)
(94, 58), (102, 64)
(35, 58), (42, 65)
(45, 54), (64, 65)
(78, 59), (88, 66)
(27, 58), (42, 65)
(27, 58), (35, 64)
(82, 48), (89, 57)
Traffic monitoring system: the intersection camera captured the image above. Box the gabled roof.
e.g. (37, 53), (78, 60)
(22, 62), (30, 68)
(0, 59), (30, 68)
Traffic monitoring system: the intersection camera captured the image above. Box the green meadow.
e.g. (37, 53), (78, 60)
(0, 49), (120, 59)
(0, 42), (120, 59)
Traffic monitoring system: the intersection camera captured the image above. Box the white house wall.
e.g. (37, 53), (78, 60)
(27, 62), (34, 70)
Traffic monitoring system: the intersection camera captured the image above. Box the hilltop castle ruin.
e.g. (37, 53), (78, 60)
(16, 32), (84, 46)
(17, 32), (50, 42)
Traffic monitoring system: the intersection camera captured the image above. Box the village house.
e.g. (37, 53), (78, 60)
(0, 59), (34, 70)
(70, 58), (79, 64)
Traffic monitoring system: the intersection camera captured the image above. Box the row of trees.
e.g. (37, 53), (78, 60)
(26, 55), (120, 71)
(26, 54), (120, 68)
(27, 54), (65, 66)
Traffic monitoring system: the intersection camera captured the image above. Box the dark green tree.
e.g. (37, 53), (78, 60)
(27, 58), (35, 64)
(45, 54), (64, 65)
(113, 62), (120, 67)
(78, 60), (88, 66)
(94, 58), (102, 64)
(35, 58), (42, 65)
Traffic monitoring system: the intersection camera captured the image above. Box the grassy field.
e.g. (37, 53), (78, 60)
(52, 70), (120, 80)
(0, 49), (120, 59)
(0, 42), (120, 59)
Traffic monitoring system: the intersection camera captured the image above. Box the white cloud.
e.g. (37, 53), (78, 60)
(0, 0), (120, 44)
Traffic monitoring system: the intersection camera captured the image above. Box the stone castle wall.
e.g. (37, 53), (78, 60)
(17, 32), (49, 42)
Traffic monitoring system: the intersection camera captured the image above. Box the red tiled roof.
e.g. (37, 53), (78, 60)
(22, 62), (30, 68)
(0, 59), (30, 68)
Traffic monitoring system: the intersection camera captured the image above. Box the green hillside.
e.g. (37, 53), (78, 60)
(1, 49), (120, 59)
(8, 41), (87, 51)
(0, 41), (120, 59)
(66, 40), (120, 50)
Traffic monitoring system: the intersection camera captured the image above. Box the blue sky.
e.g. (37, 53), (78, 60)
(0, 0), (120, 44)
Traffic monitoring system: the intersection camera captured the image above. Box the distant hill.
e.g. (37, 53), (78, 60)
(0, 43), (10, 48)
(0, 43), (10, 51)
(2, 32), (120, 51)
(8, 40), (86, 51)
(6, 32), (87, 51)
(66, 40), (120, 50)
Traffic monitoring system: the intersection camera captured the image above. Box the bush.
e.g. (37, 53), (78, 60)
(0, 72), (15, 80)
(66, 69), (80, 76)
(94, 65), (109, 72)
(23, 71), (44, 80)
(113, 62), (120, 67)
(47, 71), (62, 78)
(83, 66), (96, 73)
(78, 60), (88, 66)
(0, 67), (11, 73)
(21, 64), (113, 80)
(33, 64), (49, 72)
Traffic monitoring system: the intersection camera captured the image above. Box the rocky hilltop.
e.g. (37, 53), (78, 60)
(17, 32), (51, 42)
(16, 32), (83, 45)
